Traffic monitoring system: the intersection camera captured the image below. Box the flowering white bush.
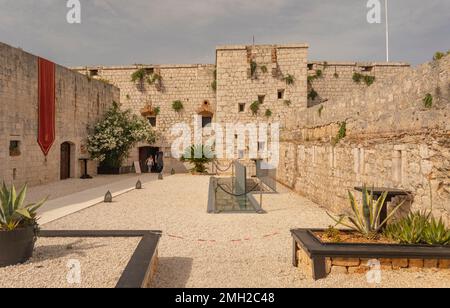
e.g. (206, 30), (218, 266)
(87, 102), (156, 168)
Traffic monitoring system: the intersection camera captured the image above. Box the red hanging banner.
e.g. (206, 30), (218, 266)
(37, 57), (56, 156)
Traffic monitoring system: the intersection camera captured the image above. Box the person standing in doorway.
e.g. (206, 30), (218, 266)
(146, 156), (154, 173)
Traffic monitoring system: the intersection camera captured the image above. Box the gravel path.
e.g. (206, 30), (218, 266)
(0, 237), (139, 288)
(43, 175), (450, 288)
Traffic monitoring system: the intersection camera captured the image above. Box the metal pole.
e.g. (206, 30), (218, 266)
(385, 0), (390, 62)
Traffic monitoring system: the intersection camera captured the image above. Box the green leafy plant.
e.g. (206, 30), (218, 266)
(331, 121), (347, 145)
(211, 80), (217, 92)
(250, 61), (258, 78)
(307, 75), (317, 83)
(352, 72), (363, 83)
(283, 74), (295, 85)
(180, 145), (215, 174)
(131, 68), (148, 83)
(433, 51), (448, 61)
(153, 106), (161, 116)
(353, 73), (375, 86)
(423, 93), (433, 108)
(284, 100), (292, 107)
(363, 75), (376, 86)
(318, 105), (324, 117)
(308, 89), (318, 101)
(87, 102), (156, 169)
(0, 183), (47, 231)
(172, 100), (184, 112)
(250, 101), (261, 115)
(328, 186), (405, 238)
(260, 65), (268, 74)
(147, 73), (162, 85)
(315, 70), (323, 78)
(265, 109), (273, 117)
(323, 225), (342, 243)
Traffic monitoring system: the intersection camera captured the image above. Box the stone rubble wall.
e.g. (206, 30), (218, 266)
(278, 55), (450, 223)
(0, 42), (120, 186)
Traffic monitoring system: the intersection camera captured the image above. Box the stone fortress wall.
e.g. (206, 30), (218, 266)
(306, 61), (410, 107)
(0, 42), (120, 186)
(277, 55), (450, 223)
(73, 64), (216, 171)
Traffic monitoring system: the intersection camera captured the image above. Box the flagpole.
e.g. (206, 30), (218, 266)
(385, 0), (390, 62)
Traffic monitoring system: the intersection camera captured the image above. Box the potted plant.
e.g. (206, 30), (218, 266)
(0, 183), (47, 267)
(180, 145), (215, 174)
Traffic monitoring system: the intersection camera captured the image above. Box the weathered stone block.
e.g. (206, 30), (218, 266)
(332, 258), (360, 267)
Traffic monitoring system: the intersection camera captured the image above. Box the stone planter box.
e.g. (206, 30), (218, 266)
(291, 229), (450, 280)
(40, 230), (161, 288)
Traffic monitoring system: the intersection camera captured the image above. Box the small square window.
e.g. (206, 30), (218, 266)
(202, 116), (212, 128)
(307, 64), (314, 71)
(148, 117), (157, 127)
(9, 140), (21, 157)
(258, 95), (265, 104)
(277, 90), (285, 100)
(89, 69), (99, 77)
(362, 66), (373, 72)
(238, 103), (246, 113)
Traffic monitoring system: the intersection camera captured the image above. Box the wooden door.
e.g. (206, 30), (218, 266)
(60, 142), (71, 180)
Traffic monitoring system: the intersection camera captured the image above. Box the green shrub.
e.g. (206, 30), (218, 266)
(308, 89), (318, 100)
(260, 65), (268, 74)
(364, 75), (376, 86)
(250, 61), (258, 77)
(331, 122), (347, 145)
(265, 109), (273, 117)
(172, 100), (184, 112)
(131, 68), (147, 82)
(423, 93), (433, 108)
(180, 145), (215, 174)
(211, 80), (217, 92)
(318, 105), (324, 117)
(153, 106), (161, 116)
(323, 226), (342, 243)
(433, 51), (446, 61)
(353, 72), (363, 83)
(315, 70), (323, 78)
(250, 101), (261, 115)
(283, 74), (295, 85)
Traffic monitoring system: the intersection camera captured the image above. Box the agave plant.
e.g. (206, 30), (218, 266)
(424, 217), (450, 245)
(384, 211), (430, 244)
(0, 183), (47, 231)
(328, 186), (405, 238)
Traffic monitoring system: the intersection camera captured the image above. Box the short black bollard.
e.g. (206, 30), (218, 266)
(104, 191), (113, 203)
(136, 180), (142, 190)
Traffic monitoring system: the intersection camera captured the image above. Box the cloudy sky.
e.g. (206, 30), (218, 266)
(0, 0), (448, 66)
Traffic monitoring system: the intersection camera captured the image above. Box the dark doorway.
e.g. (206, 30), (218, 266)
(60, 142), (71, 180)
(139, 147), (160, 173)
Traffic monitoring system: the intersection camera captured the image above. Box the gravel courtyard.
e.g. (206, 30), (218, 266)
(44, 174), (450, 288)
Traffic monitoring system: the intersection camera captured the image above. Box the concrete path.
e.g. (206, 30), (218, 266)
(38, 173), (159, 225)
